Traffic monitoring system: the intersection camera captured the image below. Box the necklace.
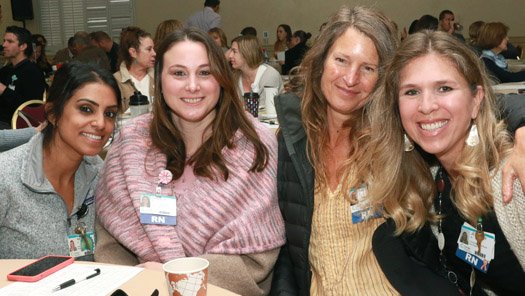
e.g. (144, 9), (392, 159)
(435, 167), (482, 296)
(435, 167), (460, 286)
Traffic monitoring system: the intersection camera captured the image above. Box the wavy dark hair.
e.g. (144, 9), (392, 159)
(42, 61), (122, 148)
(150, 28), (269, 181)
(119, 26), (152, 68)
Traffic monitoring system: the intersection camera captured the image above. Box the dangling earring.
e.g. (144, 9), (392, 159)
(404, 133), (414, 152)
(466, 124), (480, 147)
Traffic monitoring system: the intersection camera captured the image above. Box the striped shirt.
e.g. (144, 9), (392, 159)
(309, 183), (399, 295)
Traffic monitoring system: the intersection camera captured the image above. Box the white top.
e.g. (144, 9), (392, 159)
(130, 75), (151, 100)
(237, 64), (284, 118)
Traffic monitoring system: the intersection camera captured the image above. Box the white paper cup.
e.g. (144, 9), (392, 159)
(163, 257), (209, 296)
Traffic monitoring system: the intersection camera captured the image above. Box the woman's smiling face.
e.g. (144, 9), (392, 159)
(398, 53), (483, 167)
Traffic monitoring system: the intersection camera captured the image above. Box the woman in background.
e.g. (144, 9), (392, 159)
(96, 29), (285, 295)
(370, 30), (525, 295)
(478, 22), (525, 83)
(281, 30), (312, 75)
(208, 27), (229, 53)
(228, 35), (283, 116)
(0, 61), (121, 260)
(32, 34), (53, 78)
(273, 24), (292, 59)
(153, 19), (183, 52)
(115, 26), (156, 112)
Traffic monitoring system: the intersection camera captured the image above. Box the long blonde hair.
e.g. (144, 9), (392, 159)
(300, 5), (399, 188)
(367, 31), (512, 233)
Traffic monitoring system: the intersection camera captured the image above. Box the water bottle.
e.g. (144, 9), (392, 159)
(129, 91), (150, 118)
(263, 48), (269, 63)
(243, 84), (260, 117)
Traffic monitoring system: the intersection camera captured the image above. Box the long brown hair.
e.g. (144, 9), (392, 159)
(300, 5), (399, 187)
(367, 31), (511, 233)
(150, 28), (269, 181)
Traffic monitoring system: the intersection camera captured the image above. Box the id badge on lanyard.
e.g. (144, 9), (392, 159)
(455, 222), (495, 273)
(139, 169), (177, 226)
(68, 222), (95, 257)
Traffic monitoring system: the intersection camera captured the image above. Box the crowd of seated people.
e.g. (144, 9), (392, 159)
(3, 2), (525, 296)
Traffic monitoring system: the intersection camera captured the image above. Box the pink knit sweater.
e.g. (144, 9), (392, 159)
(96, 114), (285, 263)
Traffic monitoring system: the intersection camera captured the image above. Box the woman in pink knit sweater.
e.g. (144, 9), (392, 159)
(95, 29), (285, 295)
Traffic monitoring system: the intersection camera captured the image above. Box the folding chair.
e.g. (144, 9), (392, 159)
(11, 100), (46, 129)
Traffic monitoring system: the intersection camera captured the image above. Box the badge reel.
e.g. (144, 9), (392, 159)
(140, 169), (177, 226)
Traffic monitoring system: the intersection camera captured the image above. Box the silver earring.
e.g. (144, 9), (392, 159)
(404, 134), (414, 152)
(466, 124), (480, 147)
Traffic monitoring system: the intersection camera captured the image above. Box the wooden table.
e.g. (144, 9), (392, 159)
(0, 259), (239, 296)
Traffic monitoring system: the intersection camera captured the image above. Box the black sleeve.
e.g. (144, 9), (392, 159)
(372, 220), (461, 296)
(269, 243), (298, 296)
(0, 64), (46, 110)
(282, 51), (291, 75)
(270, 132), (299, 296)
(482, 58), (525, 83)
(497, 93), (525, 134)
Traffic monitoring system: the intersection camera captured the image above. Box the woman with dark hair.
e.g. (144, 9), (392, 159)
(96, 28), (285, 295)
(478, 22), (525, 83)
(115, 26), (156, 112)
(281, 30), (312, 75)
(0, 61), (121, 260)
(31, 34), (52, 78)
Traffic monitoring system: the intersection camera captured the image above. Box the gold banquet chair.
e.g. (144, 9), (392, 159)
(11, 100), (46, 129)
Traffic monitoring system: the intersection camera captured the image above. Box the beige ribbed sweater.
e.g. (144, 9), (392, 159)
(309, 184), (399, 296)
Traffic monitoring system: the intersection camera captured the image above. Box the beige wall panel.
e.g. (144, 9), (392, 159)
(0, 0), (522, 46)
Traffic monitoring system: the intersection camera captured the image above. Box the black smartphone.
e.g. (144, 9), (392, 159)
(7, 255), (74, 282)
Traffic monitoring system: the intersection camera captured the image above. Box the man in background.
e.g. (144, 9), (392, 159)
(52, 36), (75, 65)
(71, 31), (110, 71)
(0, 26), (46, 129)
(185, 0), (221, 32)
(89, 31), (120, 73)
(438, 9), (465, 42)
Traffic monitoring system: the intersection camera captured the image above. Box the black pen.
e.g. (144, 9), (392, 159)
(52, 268), (101, 292)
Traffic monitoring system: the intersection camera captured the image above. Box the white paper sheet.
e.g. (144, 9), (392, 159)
(0, 263), (143, 296)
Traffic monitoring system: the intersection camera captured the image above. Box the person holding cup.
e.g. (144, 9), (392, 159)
(227, 35), (283, 118)
(96, 28), (285, 295)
